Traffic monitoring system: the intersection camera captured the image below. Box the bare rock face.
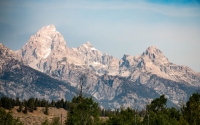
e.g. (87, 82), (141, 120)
(1, 24), (200, 109)
(0, 43), (22, 73)
(17, 25), (119, 79)
(17, 25), (68, 70)
(119, 46), (200, 86)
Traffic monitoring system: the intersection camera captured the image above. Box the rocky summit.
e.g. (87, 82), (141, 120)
(1, 24), (200, 109)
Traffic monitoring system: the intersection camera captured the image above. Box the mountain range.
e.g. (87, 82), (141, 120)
(0, 24), (200, 109)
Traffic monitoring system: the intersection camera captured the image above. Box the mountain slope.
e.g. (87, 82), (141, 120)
(120, 46), (200, 85)
(0, 43), (77, 101)
(1, 24), (200, 109)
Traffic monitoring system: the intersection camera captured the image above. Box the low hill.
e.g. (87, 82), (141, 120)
(9, 107), (67, 125)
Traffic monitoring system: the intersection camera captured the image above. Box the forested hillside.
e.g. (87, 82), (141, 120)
(1, 92), (200, 125)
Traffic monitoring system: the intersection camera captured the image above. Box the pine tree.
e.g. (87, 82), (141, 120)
(0, 107), (23, 125)
(182, 93), (200, 125)
(16, 97), (20, 106)
(23, 105), (28, 114)
(0, 99), (2, 107)
(17, 102), (22, 112)
(66, 96), (100, 125)
(44, 103), (49, 115)
(51, 100), (55, 107)
(28, 98), (34, 112)
(41, 119), (49, 125)
(51, 117), (61, 125)
(61, 98), (64, 108)
(34, 98), (38, 110)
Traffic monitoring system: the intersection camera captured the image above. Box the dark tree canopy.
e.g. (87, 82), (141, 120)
(182, 92), (200, 125)
(66, 96), (100, 125)
(0, 108), (23, 125)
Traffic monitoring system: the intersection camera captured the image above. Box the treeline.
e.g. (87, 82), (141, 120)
(1, 92), (200, 125)
(67, 93), (200, 125)
(99, 107), (146, 118)
(0, 97), (70, 114)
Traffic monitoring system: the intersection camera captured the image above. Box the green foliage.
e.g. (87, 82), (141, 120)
(41, 119), (49, 125)
(17, 102), (22, 112)
(179, 116), (189, 125)
(66, 96), (100, 125)
(50, 117), (61, 125)
(44, 104), (49, 115)
(106, 107), (141, 125)
(16, 97), (20, 106)
(143, 95), (181, 125)
(0, 107), (23, 125)
(1, 93), (200, 125)
(147, 94), (167, 112)
(1, 97), (12, 110)
(28, 98), (35, 112)
(41, 117), (61, 125)
(181, 92), (200, 125)
(23, 105), (28, 114)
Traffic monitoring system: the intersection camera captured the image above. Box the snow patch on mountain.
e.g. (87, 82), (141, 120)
(43, 49), (51, 59)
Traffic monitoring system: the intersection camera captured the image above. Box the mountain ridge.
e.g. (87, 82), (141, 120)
(1, 24), (200, 109)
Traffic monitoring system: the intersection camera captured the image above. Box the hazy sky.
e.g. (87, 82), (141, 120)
(0, 0), (200, 72)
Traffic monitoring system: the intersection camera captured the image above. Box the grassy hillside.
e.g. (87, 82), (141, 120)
(9, 107), (67, 125)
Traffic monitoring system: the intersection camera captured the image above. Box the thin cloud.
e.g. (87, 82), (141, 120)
(3, 1), (199, 17)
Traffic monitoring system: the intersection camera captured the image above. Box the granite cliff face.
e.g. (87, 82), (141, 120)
(1, 25), (200, 109)
(0, 44), (77, 101)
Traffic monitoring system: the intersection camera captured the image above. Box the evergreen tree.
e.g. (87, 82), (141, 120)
(61, 98), (64, 108)
(64, 100), (70, 110)
(0, 107), (23, 125)
(106, 107), (141, 125)
(143, 95), (181, 125)
(0, 99), (2, 107)
(147, 95), (167, 112)
(1, 97), (12, 110)
(51, 117), (61, 125)
(34, 98), (38, 110)
(182, 93), (200, 125)
(41, 119), (49, 125)
(51, 100), (55, 107)
(41, 99), (47, 107)
(23, 105), (28, 114)
(44, 103), (49, 115)
(16, 97), (20, 106)
(28, 98), (34, 112)
(66, 96), (100, 125)
(17, 102), (22, 112)
(11, 98), (15, 108)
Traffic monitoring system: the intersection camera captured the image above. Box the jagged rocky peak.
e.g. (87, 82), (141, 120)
(146, 46), (160, 53)
(17, 24), (68, 70)
(78, 41), (97, 50)
(122, 54), (131, 60)
(0, 43), (17, 58)
(77, 41), (102, 58)
(85, 41), (92, 47)
(143, 46), (163, 57)
(142, 46), (169, 64)
(0, 43), (11, 56)
(39, 24), (56, 32)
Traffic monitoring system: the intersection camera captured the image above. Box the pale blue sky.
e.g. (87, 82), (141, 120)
(0, 0), (200, 72)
